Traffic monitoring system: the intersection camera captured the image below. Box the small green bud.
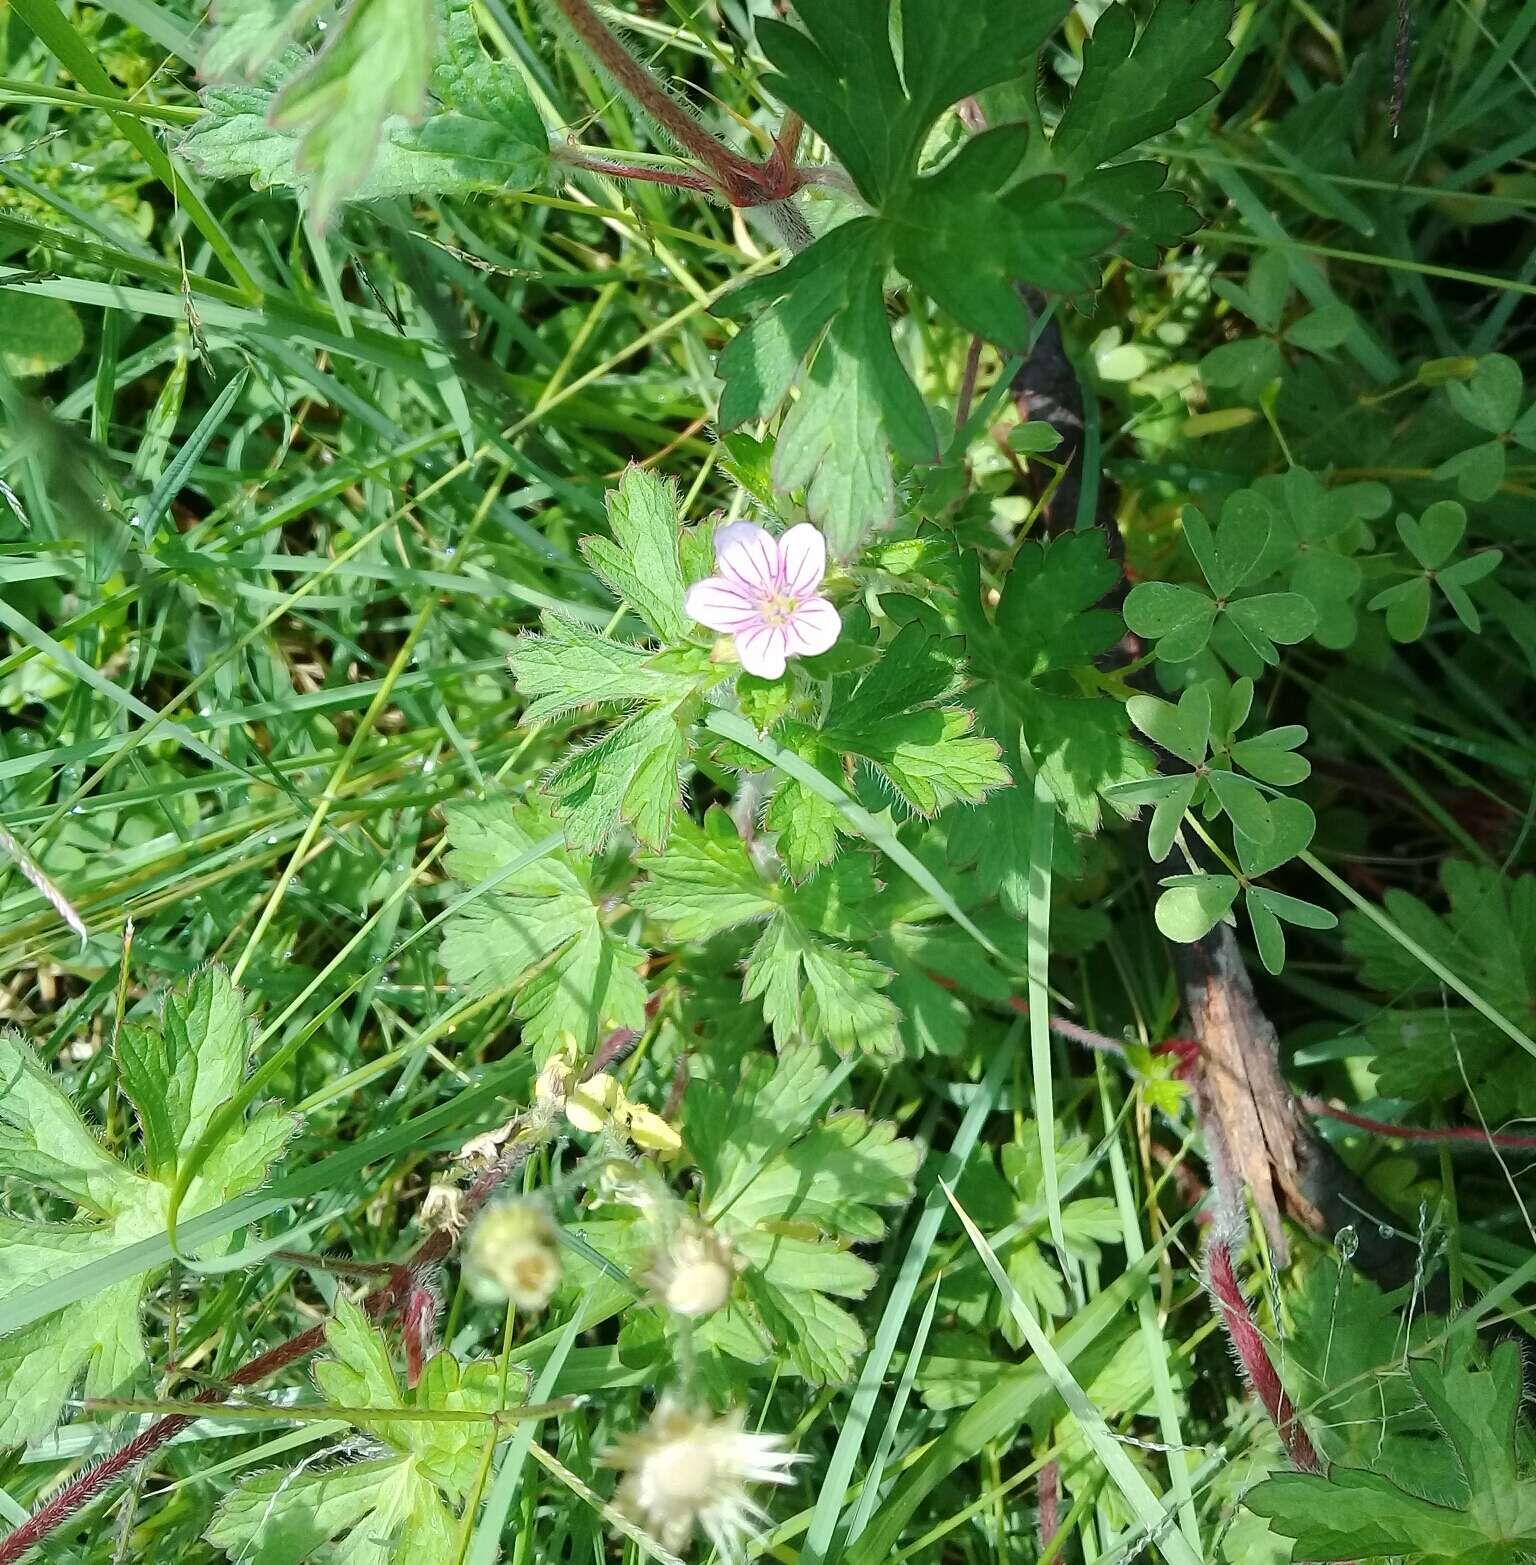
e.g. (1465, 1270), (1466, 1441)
(1418, 356), (1478, 386)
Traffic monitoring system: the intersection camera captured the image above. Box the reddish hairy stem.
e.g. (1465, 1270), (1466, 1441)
(554, 147), (717, 194)
(0, 1315), (342, 1565)
(403, 1287), (439, 1390)
(0, 1140), (537, 1562)
(547, 0), (762, 203)
(1205, 1237), (1323, 1474)
(1302, 1096), (1536, 1150)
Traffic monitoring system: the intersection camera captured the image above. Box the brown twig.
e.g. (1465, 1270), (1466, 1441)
(1037, 1459), (1061, 1551)
(954, 336), (984, 434)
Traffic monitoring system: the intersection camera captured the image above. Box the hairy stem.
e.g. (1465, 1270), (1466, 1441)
(1206, 1237), (1322, 1474)
(546, 0), (761, 203)
(552, 145), (717, 193)
(0, 1141), (538, 1563)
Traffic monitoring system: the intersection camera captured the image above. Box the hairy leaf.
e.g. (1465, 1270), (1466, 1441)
(0, 970), (293, 1447)
(209, 1301), (501, 1564)
(439, 797), (647, 1056)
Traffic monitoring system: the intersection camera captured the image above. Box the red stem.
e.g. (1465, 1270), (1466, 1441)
(555, 148), (717, 194)
(546, 0), (763, 204)
(1206, 1237), (1322, 1474)
(0, 1134), (539, 1563)
(1301, 1096), (1536, 1150)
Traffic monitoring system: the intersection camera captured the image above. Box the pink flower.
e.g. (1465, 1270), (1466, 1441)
(683, 522), (841, 679)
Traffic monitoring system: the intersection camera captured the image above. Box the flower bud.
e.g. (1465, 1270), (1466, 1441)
(644, 1219), (741, 1319)
(464, 1200), (561, 1312)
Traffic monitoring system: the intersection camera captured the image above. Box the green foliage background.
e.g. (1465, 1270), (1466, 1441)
(2, 1), (1536, 1562)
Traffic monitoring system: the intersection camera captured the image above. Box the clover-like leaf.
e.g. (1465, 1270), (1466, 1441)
(1127, 499), (1316, 668)
(1154, 873), (1240, 942)
(1445, 352), (1522, 434)
(1245, 886), (1336, 974)
(1367, 501), (1502, 642)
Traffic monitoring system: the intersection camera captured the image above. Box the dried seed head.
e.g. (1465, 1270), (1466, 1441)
(418, 1182), (466, 1234)
(464, 1200), (562, 1312)
(602, 1397), (800, 1558)
(643, 1219), (742, 1318)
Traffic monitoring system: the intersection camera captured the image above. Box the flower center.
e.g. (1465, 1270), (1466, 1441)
(758, 591), (799, 627)
(645, 1440), (719, 1509)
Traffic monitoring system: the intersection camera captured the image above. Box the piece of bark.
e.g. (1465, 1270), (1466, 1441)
(1173, 927), (1418, 1287)
(1012, 319), (1421, 1289)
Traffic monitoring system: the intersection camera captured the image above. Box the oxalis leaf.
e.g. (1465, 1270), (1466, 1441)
(0, 969), (295, 1448)
(208, 1301), (505, 1565)
(684, 1046), (919, 1382)
(182, 0), (548, 221)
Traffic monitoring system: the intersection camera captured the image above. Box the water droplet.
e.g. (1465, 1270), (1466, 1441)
(1334, 1224), (1358, 1261)
(1377, 1223), (1394, 1240)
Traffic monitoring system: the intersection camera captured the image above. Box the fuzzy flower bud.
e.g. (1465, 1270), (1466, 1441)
(464, 1200), (562, 1312)
(643, 1219), (742, 1318)
(602, 1397), (800, 1558)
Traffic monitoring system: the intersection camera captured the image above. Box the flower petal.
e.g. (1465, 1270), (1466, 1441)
(778, 523), (827, 596)
(684, 577), (759, 633)
(782, 596), (841, 659)
(714, 522), (781, 594)
(736, 622), (788, 680)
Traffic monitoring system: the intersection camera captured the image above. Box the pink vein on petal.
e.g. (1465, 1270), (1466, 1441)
(714, 522), (782, 594)
(778, 524), (826, 597)
(684, 579), (760, 632)
(736, 622), (789, 679)
(781, 598), (840, 657)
